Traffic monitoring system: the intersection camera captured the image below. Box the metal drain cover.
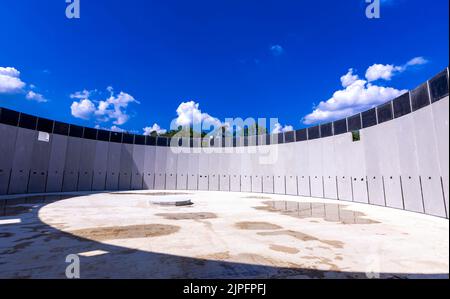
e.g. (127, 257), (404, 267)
(149, 196), (193, 206)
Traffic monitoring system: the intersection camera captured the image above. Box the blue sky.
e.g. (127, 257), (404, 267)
(0, 0), (448, 135)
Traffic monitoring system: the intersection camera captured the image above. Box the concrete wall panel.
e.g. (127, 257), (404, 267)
(143, 146), (156, 189)
(9, 128), (36, 194)
(308, 139), (323, 198)
(362, 125), (385, 206)
(166, 173), (177, 190)
(187, 174), (198, 190)
(413, 106), (447, 217)
(0, 124), (18, 194)
(352, 176), (369, 204)
(28, 131), (52, 193)
(367, 176), (385, 206)
(241, 175), (251, 192)
(46, 134), (68, 193)
(131, 144), (145, 190)
(176, 174), (188, 190)
(218, 147), (231, 191)
(61, 137), (82, 192)
(106, 143), (121, 190)
(333, 134), (352, 201)
(421, 176), (446, 217)
(165, 146), (177, 190)
(321, 138), (337, 199)
(384, 176), (404, 209)
(187, 141), (200, 190)
(347, 139), (368, 204)
(274, 175), (285, 194)
(240, 144), (252, 193)
(229, 146), (241, 191)
(297, 175), (310, 197)
(154, 147), (168, 189)
(209, 174), (219, 191)
(166, 146), (178, 179)
(263, 175), (274, 194)
(92, 141), (109, 191)
(220, 174), (230, 191)
(401, 175), (424, 213)
(310, 176), (323, 198)
(176, 144), (189, 190)
(431, 96), (449, 217)
(286, 175), (298, 195)
(337, 176), (352, 201)
(119, 144), (133, 190)
(198, 146), (209, 190)
(394, 114), (423, 213)
(230, 175), (241, 192)
(251, 175), (262, 193)
(371, 120), (403, 209)
(154, 173), (166, 190)
(323, 176), (338, 199)
(208, 142), (220, 191)
(78, 139), (96, 191)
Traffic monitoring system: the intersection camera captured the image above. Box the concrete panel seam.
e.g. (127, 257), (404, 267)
(350, 176), (354, 202)
(419, 176), (426, 214)
(440, 176), (448, 219)
(399, 176), (406, 210)
(382, 176), (387, 207)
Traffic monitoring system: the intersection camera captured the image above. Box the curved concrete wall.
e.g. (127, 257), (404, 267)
(0, 69), (448, 218)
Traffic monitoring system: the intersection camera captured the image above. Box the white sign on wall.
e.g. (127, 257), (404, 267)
(38, 131), (50, 143)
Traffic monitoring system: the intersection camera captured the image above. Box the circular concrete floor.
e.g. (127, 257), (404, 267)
(0, 191), (448, 278)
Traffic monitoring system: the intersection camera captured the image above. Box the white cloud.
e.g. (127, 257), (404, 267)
(0, 67), (26, 94)
(174, 101), (223, 129)
(340, 68), (359, 88)
(143, 123), (167, 136)
(110, 125), (126, 133)
(303, 68), (407, 125)
(95, 124), (126, 133)
(270, 45), (284, 56)
(26, 91), (48, 103)
(70, 89), (91, 99)
(0, 67), (49, 103)
(365, 64), (402, 82)
(70, 87), (139, 125)
(365, 56), (428, 82)
(271, 123), (294, 134)
(71, 99), (96, 120)
(95, 92), (139, 125)
(405, 56), (428, 67)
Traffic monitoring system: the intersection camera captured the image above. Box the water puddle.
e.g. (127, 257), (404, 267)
(156, 212), (217, 220)
(254, 201), (380, 224)
(258, 230), (344, 249)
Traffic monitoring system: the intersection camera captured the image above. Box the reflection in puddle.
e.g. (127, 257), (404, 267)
(0, 196), (71, 217)
(254, 201), (380, 224)
(109, 192), (191, 196)
(242, 196), (273, 200)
